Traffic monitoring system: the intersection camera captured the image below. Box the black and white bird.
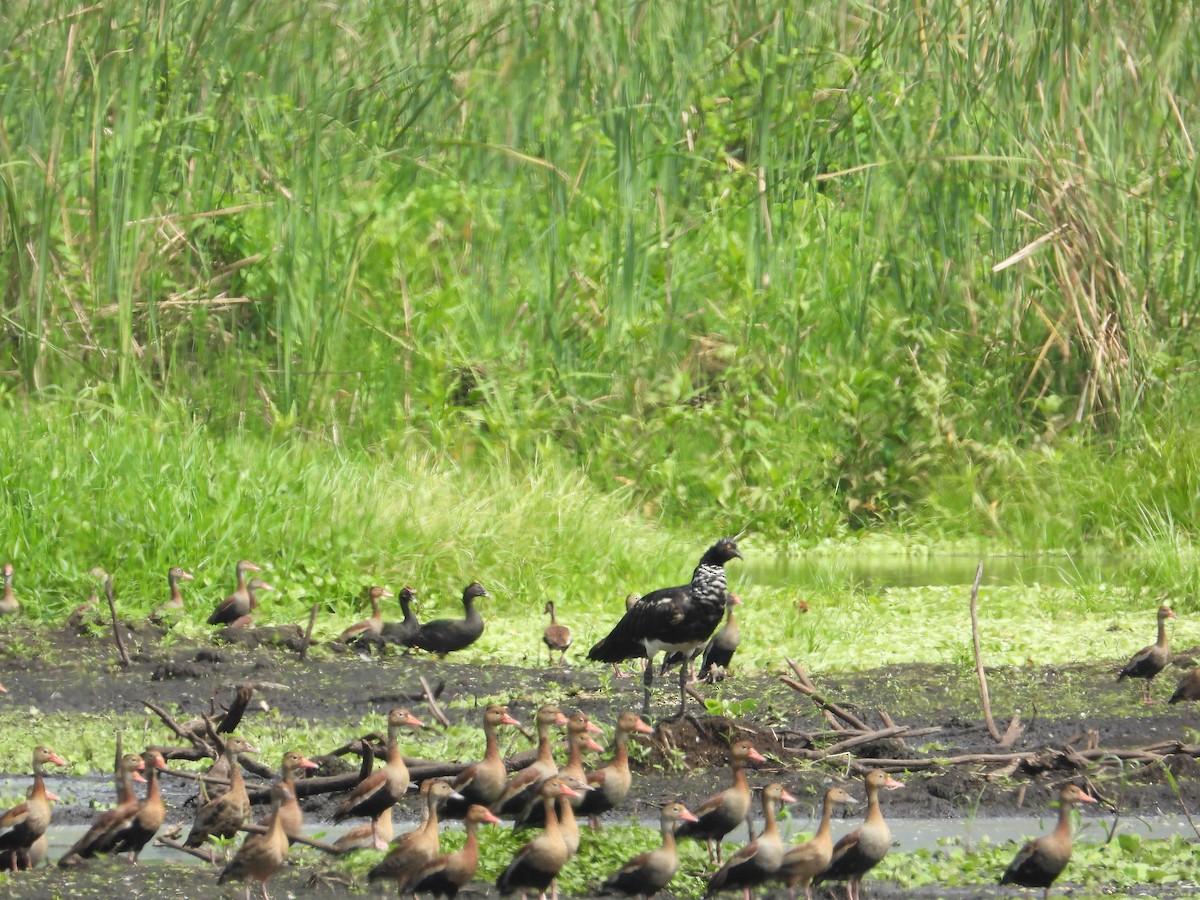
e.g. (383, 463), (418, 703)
(587, 537), (742, 718)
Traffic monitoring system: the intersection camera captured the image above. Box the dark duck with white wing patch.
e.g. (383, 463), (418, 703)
(588, 538), (742, 717)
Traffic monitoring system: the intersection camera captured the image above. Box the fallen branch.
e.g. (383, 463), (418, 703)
(105, 575), (131, 668)
(299, 602), (319, 660)
(802, 725), (914, 759)
(420, 676), (452, 728)
(155, 836), (218, 864)
(238, 822), (342, 854)
(781, 661), (871, 731)
(217, 684), (254, 734)
(142, 700), (208, 750)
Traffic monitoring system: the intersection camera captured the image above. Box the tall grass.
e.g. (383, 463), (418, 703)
(1, 0), (1199, 546)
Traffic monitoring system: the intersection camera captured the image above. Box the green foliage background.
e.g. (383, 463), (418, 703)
(2, 0), (1199, 558)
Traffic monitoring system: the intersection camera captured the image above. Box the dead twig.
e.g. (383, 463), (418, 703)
(217, 684), (254, 734)
(781, 660), (871, 731)
(105, 575), (131, 668)
(420, 676), (452, 728)
(970, 562), (1024, 748)
(142, 700), (208, 750)
(299, 602), (319, 660)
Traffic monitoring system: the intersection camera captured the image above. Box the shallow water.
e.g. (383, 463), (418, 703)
(744, 552), (1115, 590)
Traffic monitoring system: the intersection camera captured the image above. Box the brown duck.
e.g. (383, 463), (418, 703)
(0, 745), (66, 867)
(367, 780), (461, 883)
(777, 786), (859, 900)
(333, 707), (424, 844)
(184, 736), (260, 859)
(578, 712), (654, 828)
(543, 601), (571, 666)
(150, 566), (195, 624)
(1, 786), (59, 871)
(496, 778), (581, 900)
(675, 739), (765, 864)
(225, 577), (274, 629)
(1117, 604), (1178, 702)
(96, 749), (169, 861)
(260, 750), (318, 843)
(815, 769), (905, 900)
(515, 712), (603, 828)
(699, 592), (742, 682)
(707, 782), (797, 899)
(494, 704), (569, 817)
(59, 752), (147, 865)
(339, 585), (392, 644)
(0, 562), (18, 616)
(1000, 784), (1098, 899)
(444, 704), (522, 818)
(218, 781), (293, 900)
(397, 802), (501, 899)
(600, 801), (698, 899)
(1169, 667), (1200, 704)
(207, 559), (263, 625)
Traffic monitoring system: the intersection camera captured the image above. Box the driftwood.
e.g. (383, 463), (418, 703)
(105, 576), (132, 668)
(970, 562), (1025, 749)
(217, 684), (255, 734)
(300, 602), (319, 659)
(238, 821), (343, 854)
(781, 660), (871, 731)
(420, 676), (452, 728)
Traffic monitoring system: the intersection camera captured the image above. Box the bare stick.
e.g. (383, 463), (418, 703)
(237, 823), (343, 854)
(808, 725), (912, 759)
(217, 684), (254, 734)
(299, 602), (319, 659)
(105, 575), (131, 667)
(420, 676), (452, 728)
(971, 562), (1023, 746)
(156, 836), (219, 864)
(782, 660), (871, 731)
(143, 700), (208, 749)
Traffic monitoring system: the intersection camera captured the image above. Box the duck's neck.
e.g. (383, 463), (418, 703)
(483, 722), (502, 765)
(2, 572), (14, 601)
(462, 596), (481, 624)
(547, 605), (557, 625)
(118, 766), (137, 804)
(462, 817), (481, 861)
(611, 729), (630, 771)
(660, 821), (677, 853)
(227, 749), (245, 792)
(235, 566), (249, 592)
(31, 758), (45, 794)
(370, 595), (382, 622)
(865, 785), (883, 826)
(169, 575), (183, 604)
(541, 796), (561, 837)
(731, 759), (749, 791)
(1157, 617), (1171, 648)
(145, 765), (161, 803)
(536, 723), (555, 765)
(558, 795), (578, 833)
(565, 735), (585, 772)
(761, 796), (779, 838)
(816, 794), (837, 841)
(400, 595), (418, 626)
(1054, 799), (1076, 840)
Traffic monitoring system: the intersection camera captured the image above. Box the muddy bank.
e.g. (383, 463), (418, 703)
(2, 624), (1200, 897)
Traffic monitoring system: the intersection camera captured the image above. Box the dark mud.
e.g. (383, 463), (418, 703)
(2, 623), (1200, 898)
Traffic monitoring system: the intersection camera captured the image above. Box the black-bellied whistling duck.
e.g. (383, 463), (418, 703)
(707, 782), (797, 899)
(0, 787), (59, 871)
(67, 567), (108, 629)
(588, 538), (742, 717)
(96, 749), (169, 861)
(676, 739), (765, 864)
(579, 712), (654, 828)
(335, 808), (395, 853)
(263, 750), (318, 843)
(367, 780), (461, 881)
(59, 752), (147, 865)
(398, 803), (501, 899)
(444, 704), (522, 818)
(339, 585), (392, 644)
(1000, 784), (1098, 899)
(1118, 604), (1178, 702)
(815, 769), (905, 900)
(777, 786), (859, 900)
(494, 704), (570, 818)
(700, 592), (742, 683)
(208, 559), (263, 625)
(0, 562), (17, 616)
(408, 582), (490, 657)
(334, 707), (424, 844)
(496, 777), (581, 900)
(381, 585), (421, 645)
(185, 736), (260, 860)
(1169, 667), (1200, 704)
(218, 781), (292, 900)
(150, 566), (195, 624)
(543, 601), (571, 666)
(611, 595), (643, 679)
(0, 745), (66, 867)
(515, 714), (603, 829)
(601, 801), (698, 899)
(226, 577), (274, 629)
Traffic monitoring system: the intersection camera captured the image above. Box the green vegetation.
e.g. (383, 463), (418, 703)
(0, 0), (1199, 560)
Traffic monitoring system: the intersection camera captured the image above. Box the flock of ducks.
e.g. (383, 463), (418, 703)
(0, 547), (1197, 900)
(0, 702), (1107, 900)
